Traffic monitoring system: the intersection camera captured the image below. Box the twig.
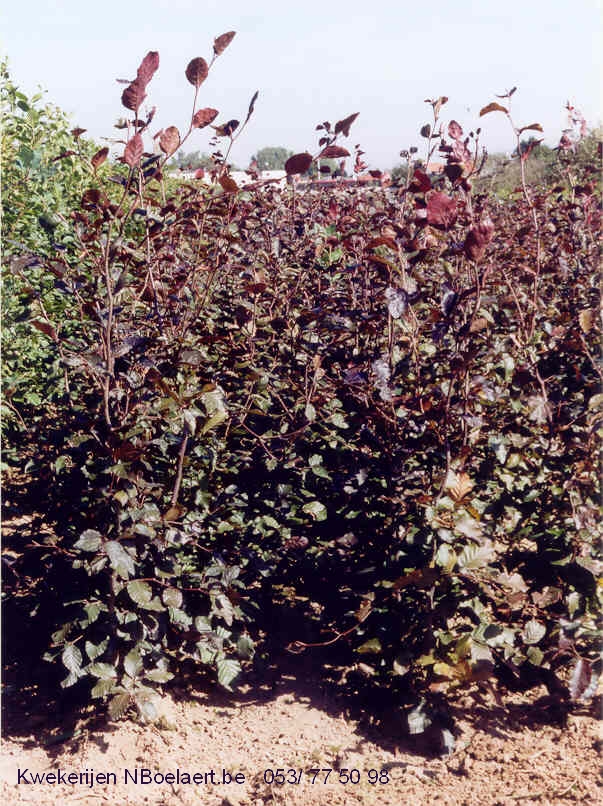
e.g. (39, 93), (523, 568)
(170, 433), (189, 507)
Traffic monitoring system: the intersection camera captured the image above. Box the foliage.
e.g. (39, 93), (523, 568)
(170, 149), (215, 170)
(250, 146), (294, 171)
(2, 49), (601, 743)
(3, 34), (256, 720)
(1, 62), (108, 453)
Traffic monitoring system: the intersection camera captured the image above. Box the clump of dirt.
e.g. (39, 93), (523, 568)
(1, 669), (600, 806)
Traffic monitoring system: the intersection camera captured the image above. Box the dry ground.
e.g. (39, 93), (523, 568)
(1, 668), (601, 806)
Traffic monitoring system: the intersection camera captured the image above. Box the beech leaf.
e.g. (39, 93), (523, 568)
(185, 57), (209, 88)
(136, 51), (159, 88)
(91, 147), (109, 171)
(319, 145), (350, 159)
(159, 126), (180, 156)
(480, 102), (508, 117)
(124, 133), (144, 167)
(334, 112), (359, 136)
(214, 31), (236, 56)
(285, 152), (313, 175)
(31, 319), (58, 341)
(121, 80), (146, 111)
(192, 107), (218, 128)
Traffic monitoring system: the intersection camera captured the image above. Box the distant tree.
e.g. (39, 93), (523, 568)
(391, 161), (411, 183)
(170, 150), (214, 170)
(476, 142), (559, 198)
(305, 158), (340, 179)
(251, 146), (294, 171)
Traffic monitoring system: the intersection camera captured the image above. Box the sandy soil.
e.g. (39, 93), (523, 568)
(1, 669), (601, 806)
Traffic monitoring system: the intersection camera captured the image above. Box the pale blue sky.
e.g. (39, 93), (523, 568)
(2, 0), (601, 169)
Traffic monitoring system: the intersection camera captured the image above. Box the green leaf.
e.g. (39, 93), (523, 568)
(84, 603), (101, 623)
(304, 403), (316, 422)
(236, 635), (255, 660)
(61, 671), (80, 689)
(302, 500), (327, 521)
(133, 523), (156, 538)
(145, 668), (174, 683)
(105, 541), (135, 579)
(435, 544), (456, 572)
(523, 619), (546, 645)
(458, 542), (495, 570)
(216, 657), (241, 690)
(330, 412), (348, 429)
(108, 693), (131, 720)
(168, 607), (193, 627)
(211, 593), (234, 626)
(127, 581), (153, 605)
(85, 638), (109, 661)
(62, 644), (82, 676)
(74, 529), (102, 552)
(91, 679), (115, 698)
(162, 587), (183, 608)
(88, 662), (117, 680)
(407, 700), (432, 735)
(140, 596), (165, 612)
(356, 638), (382, 655)
(135, 693), (158, 723)
(124, 649), (143, 678)
(113, 490), (130, 506)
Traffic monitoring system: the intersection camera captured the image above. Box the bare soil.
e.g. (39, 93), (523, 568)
(1, 496), (601, 805)
(1, 666), (601, 806)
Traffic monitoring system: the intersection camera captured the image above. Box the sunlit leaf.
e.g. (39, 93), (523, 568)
(334, 112), (359, 136)
(159, 126), (180, 156)
(319, 145), (350, 159)
(214, 31), (236, 56)
(479, 102), (508, 116)
(74, 529), (102, 552)
(356, 638), (382, 654)
(522, 619), (546, 645)
(217, 657), (241, 690)
(127, 580), (153, 605)
(91, 147), (109, 171)
(108, 693), (130, 720)
(62, 644), (82, 676)
(192, 107), (219, 128)
(124, 133), (143, 167)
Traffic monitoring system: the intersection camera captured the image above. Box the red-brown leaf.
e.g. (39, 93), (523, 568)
(219, 174), (239, 194)
(136, 51), (159, 88)
(409, 168), (432, 193)
(519, 122), (544, 133)
(159, 126), (180, 156)
(213, 31), (236, 56)
(285, 152), (313, 175)
(121, 80), (146, 111)
(124, 133), (144, 167)
(192, 107), (218, 128)
(426, 191), (457, 229)
(51, 150), (76, 162)
(464, 218), (495, 261)
(320, 145), (350, 159)
(479, 102), (508, 117)
(31, 319), (58, 341)
(448, 120), (463, 140)
(212, 119), (239, 137)
(334, 112), (359, 137)
(91, 147), (109, 171)
(244, 90), (259, 124)
(185, 57), (209, 88)
(71, 127), (86, 140)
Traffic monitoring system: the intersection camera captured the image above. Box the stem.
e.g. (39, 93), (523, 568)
(170, 432), (189, 507)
